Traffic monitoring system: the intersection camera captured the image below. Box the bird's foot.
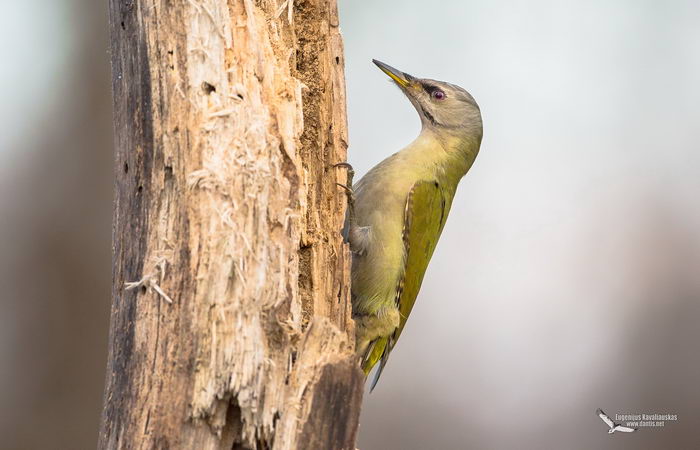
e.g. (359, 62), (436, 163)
(333, 162), (370, 255)
(333, 162), (355, 184)
(333, 162), (356, 208)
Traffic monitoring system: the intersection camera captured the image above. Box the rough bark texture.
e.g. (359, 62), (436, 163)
(100, 1), (362, 449)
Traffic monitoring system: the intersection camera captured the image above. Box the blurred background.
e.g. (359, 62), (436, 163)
(0, 1), (112, 449)
(1, 0), (698, 449)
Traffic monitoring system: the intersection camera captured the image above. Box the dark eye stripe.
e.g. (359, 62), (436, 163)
(422, 84), (440, 95)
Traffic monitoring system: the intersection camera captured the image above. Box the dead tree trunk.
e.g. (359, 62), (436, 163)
(100, 1), (362, 449)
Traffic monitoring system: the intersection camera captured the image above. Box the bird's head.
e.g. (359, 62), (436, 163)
(373, 59), (482, 139)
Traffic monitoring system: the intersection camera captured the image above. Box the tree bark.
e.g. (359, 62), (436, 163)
(100, 1), (362, 449)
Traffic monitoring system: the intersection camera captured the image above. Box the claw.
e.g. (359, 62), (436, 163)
(333, 162), (355, 190)
(335, 182), (353, 195)
(334, 162), (362, 253)
(336, 183), (355, 209)
(333, 162), (354, 170)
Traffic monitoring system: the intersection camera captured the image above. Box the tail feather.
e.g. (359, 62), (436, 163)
(369, 357), (388, 392)
(361, 337), (386, 375)
(361, 337), (391, 392)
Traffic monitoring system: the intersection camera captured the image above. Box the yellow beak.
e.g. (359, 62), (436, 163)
(373, 59), (414, 88)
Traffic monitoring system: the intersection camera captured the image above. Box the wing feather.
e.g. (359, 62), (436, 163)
(394, 181), (447, 340)
(368, 180), (448, 389)
(597, 408), (614, 428)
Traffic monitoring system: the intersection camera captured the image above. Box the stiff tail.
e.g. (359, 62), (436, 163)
(361, 337), (390, 392)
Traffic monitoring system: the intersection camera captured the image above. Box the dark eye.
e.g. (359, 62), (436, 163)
(432, 89), (445, 100)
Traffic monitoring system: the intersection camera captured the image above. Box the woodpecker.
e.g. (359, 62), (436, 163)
(340, 60), (483, 390)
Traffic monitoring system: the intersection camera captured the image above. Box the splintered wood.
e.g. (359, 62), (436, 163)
(101, 1), (362, 449)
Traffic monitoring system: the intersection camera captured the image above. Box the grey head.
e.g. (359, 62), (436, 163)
(373, 59), (482, 139)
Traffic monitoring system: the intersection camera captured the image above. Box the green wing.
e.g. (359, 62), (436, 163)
(365, 180), (448, 389)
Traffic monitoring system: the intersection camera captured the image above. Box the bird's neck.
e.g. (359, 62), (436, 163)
(417, 127), (481, 182)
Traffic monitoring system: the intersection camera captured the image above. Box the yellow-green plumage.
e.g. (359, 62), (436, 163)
(361, 179), (450, 378)
(347, 60), (483, 389)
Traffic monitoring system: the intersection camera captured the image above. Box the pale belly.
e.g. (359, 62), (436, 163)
(350, 175), (411, 316)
